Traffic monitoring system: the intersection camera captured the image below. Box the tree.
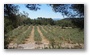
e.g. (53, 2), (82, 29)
(50, 4), (84, 18)
(26, 4), (84, 18)
(71, 4), (84, 17)
(26, 4), (41, 11)
(4, 4), (19, 33)
(4, 4), (19, 49)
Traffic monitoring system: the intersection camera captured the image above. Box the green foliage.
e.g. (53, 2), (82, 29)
(30, 17), (55, 25)
(55, 18), (84, 29)
(56, 19), (73, 27)
(50, 4), (84, 17)
(71, 18), (84, 30)
(40, 25), (84, 49)
(34, 26), (42, 41)
(16, 26), (32, 44)
(4, 4), (84, 49)
(5, 25), (33, 46)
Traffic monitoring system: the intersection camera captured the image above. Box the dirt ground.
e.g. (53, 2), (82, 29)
(8, 26), (30, 49)
(8, 26), (84, 49)
(17, 26), (49, 49)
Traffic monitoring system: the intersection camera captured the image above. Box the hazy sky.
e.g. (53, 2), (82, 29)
(17, 4), (64, 19)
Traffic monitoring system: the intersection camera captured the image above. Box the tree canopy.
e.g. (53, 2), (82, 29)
(4, 4), (84, 49)
(26, 4), (41, 11)
(26, 4), (84, 18)
(50, 4), (84, 18)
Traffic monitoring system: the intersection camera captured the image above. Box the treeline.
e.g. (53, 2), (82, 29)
(4, 4), (84, 34)
(5, 13), (84, 34)
(56, 18), (84, 29)
(25, 17), (84, 30)
(4, 12), (29, 34)
(26, 17), (55, 25)
(4, 4), (84, 49)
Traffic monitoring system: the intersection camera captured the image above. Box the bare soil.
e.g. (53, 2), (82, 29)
(8, 26), (30, 49)
(17, 26), (50, 49)
(17, 26), (35, 49)
(60, 42), (84, 49)
(25, 26), (35, 43)
(8, 26), (83, 49)
(37, 26), (49, 47)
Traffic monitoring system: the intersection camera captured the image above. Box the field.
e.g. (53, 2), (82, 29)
(5, 25), (84, 49)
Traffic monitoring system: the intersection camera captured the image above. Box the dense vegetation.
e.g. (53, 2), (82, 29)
(5, 25), (84, 49)
(4, 4), (84, 34)
(41, 25), (84, 49)
(4, 4), (84, 49)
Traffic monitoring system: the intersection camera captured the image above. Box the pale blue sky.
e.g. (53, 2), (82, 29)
(17, 4), (64, 19)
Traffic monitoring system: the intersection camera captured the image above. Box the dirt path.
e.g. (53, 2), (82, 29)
(8, 26), (30, 49)
(8, 26), (49, 49)
(18, 26), (47, 49)
(25, 26), (35, 43)
(17, 26), (35, 49)
(37, 26), (49, 46)
(18, 26), (49, 49)
(41, 26), (47, 33)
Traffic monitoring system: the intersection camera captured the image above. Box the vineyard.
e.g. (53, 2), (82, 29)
(5, 25), (84, 49)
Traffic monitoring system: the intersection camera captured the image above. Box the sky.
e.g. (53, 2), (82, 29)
(17, 4), (64, 19)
